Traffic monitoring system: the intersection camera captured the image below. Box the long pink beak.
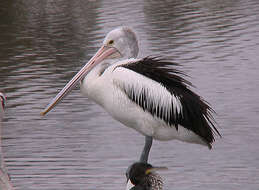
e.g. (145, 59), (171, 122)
(41, 45), (119, 116)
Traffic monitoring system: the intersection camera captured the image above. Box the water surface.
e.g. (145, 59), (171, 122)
(0, 0), (259, 189)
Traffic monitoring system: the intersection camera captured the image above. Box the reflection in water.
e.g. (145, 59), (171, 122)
(0, 0), (259, 189)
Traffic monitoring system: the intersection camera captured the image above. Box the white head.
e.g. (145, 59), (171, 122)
(41, 27), (139, 115)
(103, 27), (139, 59)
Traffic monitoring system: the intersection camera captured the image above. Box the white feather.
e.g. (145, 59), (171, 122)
(80, 59), (207, 146)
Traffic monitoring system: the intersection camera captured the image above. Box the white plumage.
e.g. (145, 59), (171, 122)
(80, 58), (206, 145)
(41, 27), (221, 163)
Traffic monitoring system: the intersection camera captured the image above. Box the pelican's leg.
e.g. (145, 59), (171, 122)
(139, 136), (153, 163)
(125, 136), (153, 188)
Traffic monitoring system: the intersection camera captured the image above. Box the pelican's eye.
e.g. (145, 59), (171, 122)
(108, 40), (114, 45)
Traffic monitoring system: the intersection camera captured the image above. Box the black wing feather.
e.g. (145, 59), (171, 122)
(120, 57), (221, 147)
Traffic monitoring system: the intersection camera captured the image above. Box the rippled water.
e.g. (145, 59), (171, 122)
(1, 0), (259, 189)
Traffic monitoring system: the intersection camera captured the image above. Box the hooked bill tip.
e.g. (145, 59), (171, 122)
(40, 111), (45, 116)
(40, 109), (49, 116)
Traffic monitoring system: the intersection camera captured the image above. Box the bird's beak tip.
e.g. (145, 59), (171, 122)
(40, 111), (47, 116)
(146, 166), (168, 174)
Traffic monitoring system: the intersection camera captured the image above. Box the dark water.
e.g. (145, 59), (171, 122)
(1, 0), (259, 189)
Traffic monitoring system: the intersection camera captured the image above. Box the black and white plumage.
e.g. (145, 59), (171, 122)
(41, 27), (221, 163)
(126, 162), (166, 190)
(118, 57), (220, 148)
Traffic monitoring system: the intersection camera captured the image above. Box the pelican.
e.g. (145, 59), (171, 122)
(126, 162), (167, 190)
(41, 26), (221, 162)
